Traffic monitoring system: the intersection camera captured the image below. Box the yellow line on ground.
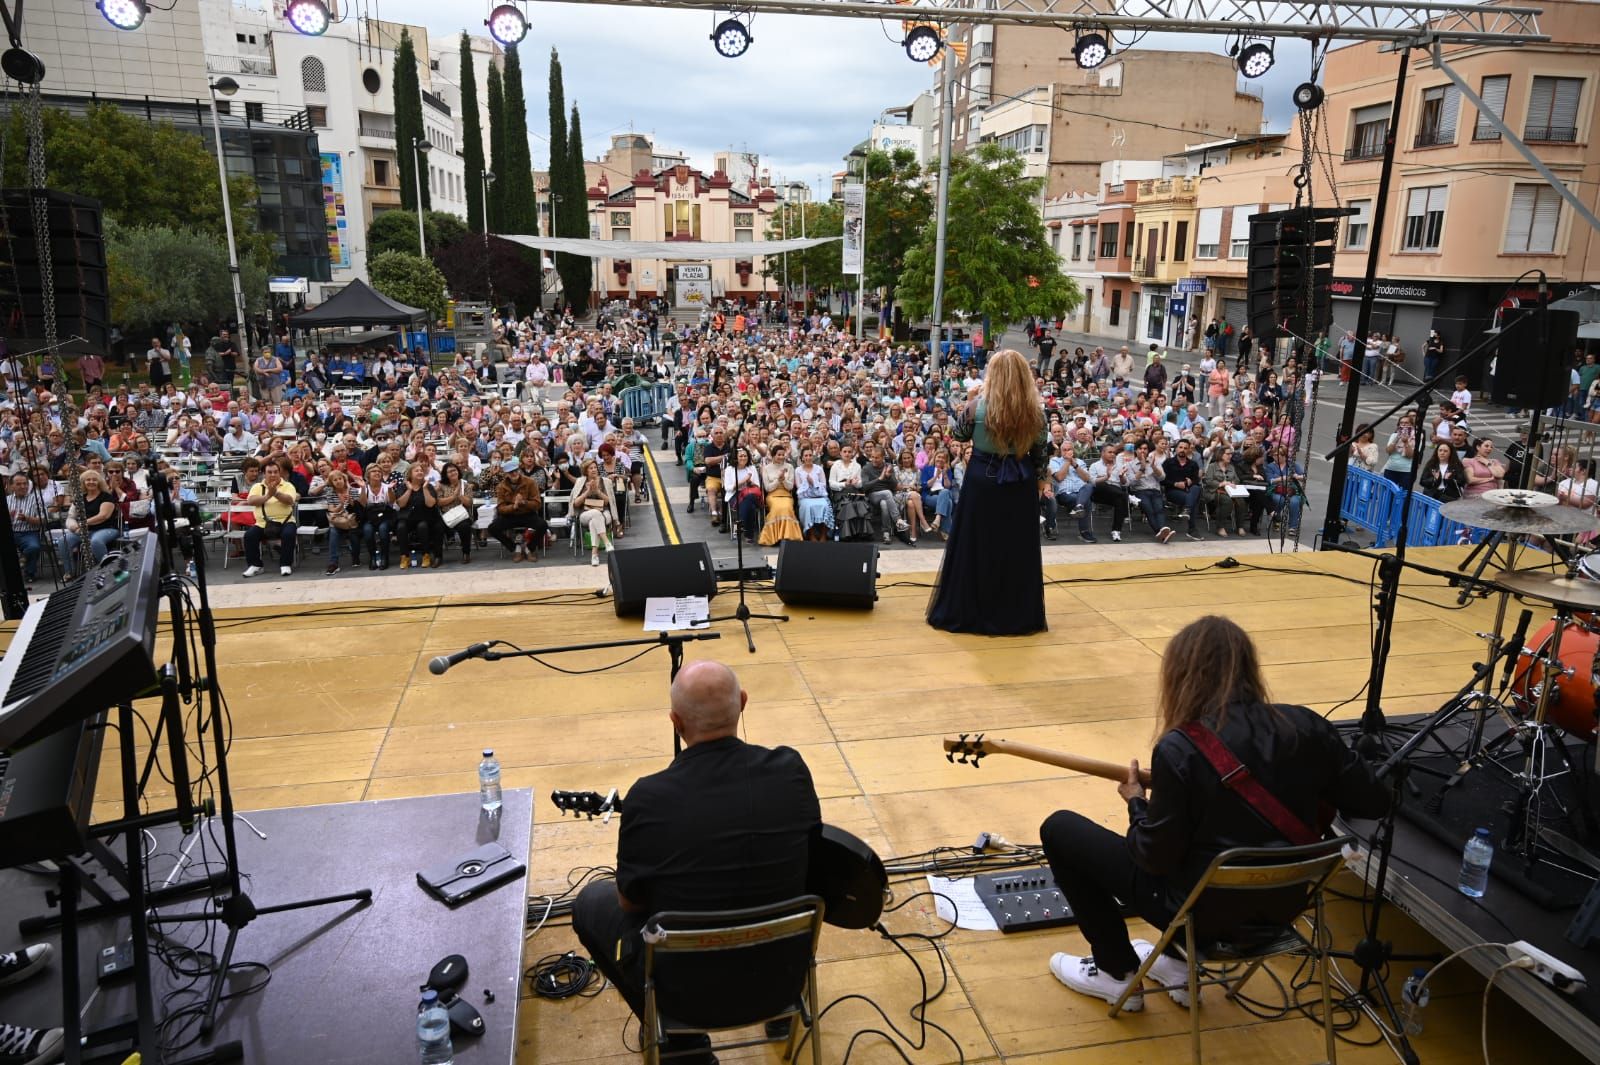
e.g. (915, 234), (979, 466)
(643, 444), (680, 546)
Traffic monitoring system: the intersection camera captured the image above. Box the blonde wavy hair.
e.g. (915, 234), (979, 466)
(981, 349), (1044, 456)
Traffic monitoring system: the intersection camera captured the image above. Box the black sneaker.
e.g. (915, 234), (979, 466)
(1079, 530), (1098, 543)
(1185, 531), (1204, 541)
(0, 945), (50, 988)
(0, 1023), (61, 1065)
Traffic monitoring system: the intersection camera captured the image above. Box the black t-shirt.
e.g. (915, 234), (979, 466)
(1162, 455), (1201, 490)
(1038, 336), (1056, 361)
(617, 737), (820, 913)
(701, 441), (728, 474)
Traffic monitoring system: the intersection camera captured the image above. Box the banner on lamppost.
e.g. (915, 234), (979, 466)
(841, 183), (865, 276)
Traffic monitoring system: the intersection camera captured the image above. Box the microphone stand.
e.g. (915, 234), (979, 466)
(708, 399), (789, 653)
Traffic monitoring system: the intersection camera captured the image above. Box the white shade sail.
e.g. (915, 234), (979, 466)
(498, 235), (839, 259)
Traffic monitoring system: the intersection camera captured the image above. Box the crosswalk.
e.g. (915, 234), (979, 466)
(1310, 385), (1568, 451)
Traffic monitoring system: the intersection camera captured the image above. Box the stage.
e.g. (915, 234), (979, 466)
(10, 546), (1597, 1063)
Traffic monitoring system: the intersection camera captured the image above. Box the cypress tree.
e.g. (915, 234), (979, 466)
(548, 48), (575, 298)
(500, 44), (536, 232)
(459, 33), (485, 234)
(565, 104), (592, 306)
(392, 28), (428, 212)
(485, 63), (505, 231)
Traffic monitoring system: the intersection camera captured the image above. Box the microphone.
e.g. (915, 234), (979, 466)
(428, 642), (491, 676)
(1500, 609), (1533, 688)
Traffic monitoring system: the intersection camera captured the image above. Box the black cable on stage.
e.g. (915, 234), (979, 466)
(527, 951), (603, 999)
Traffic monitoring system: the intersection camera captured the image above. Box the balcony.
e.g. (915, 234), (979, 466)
(1413, 126), (1455, 148)
(1472, 127), (1503, 142)
(1524, 125), (1577, 143)
(359, 125), (395, 141)
(1344, 142), (1385, 161)
(421, 89), (452, 117)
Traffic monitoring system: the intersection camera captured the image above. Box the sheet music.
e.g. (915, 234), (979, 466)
(643, 596), (710, 632)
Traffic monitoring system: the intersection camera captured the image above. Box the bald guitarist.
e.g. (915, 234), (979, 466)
(1041, 615), (1388, 1012)
(573, 661), (820, 1064)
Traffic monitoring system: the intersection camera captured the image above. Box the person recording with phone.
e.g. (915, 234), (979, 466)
(1383, 412), (1418, 491)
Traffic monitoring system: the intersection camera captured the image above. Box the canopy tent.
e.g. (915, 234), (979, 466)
(497, 235), (839, 259)
(1552, 286), (1600, 340)
(291, 278), (427, 328)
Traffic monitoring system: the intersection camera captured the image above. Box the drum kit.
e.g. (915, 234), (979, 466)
(1437, 489), (1600, 869)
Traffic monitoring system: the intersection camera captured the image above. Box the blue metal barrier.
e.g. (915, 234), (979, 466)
(1398, 492), (1473, 546)
(621, 382), (674, 425)
(1340, 467), (1401, 546)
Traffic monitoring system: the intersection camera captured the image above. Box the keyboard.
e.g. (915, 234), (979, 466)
(0, 529), (161, 751)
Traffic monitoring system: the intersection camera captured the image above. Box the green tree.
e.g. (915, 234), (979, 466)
(369, 250), (447, 322)
(459, 33), (486, 233)
(897, 143), (1079, 334)
(392, 28), (429, 212)
(499, 43), (536, 232)
(561, 104), (592, 308)
(760, 199), (844, 304)
(862, 148), (931, 306)
(546, 47), (574, 305)
(2, 104), (263, 259)
(106, 220), (268, 327)
(367, 209), (468, 258)
(486, 63), (505, 230)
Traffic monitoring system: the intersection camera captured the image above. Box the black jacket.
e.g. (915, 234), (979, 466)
(1127, 701), (1388, 932)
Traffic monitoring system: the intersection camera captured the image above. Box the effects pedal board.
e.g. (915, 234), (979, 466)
(974, 868), (1075, 933)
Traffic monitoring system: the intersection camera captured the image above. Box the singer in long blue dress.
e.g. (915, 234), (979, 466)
(927, 350), (1049, 635)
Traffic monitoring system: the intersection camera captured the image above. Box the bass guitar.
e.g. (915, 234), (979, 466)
(549, 790), (887, 930)
(941, 733), (1152, 786)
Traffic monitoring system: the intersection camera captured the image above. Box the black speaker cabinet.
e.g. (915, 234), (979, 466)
(1493, 306), (1580, 410)
(607, 542), (718, 617)
(774, 541), (878, 610)
(0, 188), (110, 353)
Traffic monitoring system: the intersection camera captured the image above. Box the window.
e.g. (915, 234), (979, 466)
(306, 105), (327, 128)
(1475, 75), (1509, 140)
(1086, 224), (1097, 261)
(1348, 103), (1388, 160)
(1504, 183), (1562, 253)
(1195, 207), (1221, 258)
(977, 41), (993, 58)
(214, 100), (231, 116)
(1402, 185), (1448, 250)
(1526, 76), (1582, 142)
(1050, 228), (1060, 254)
(1146, 293), (1167, 340)
(614, 228), (631, 241)
(1124, 224), (1135, 258)
(1110, 287), (1122, 326)
(301, 56), (327, 95)
(373, 159), (389, 186)
(245, 101), (264, 122)
(1158, 221), (1168, 262)
(734, 228), (753, 242)
(1173, 220), (1188, 262)
(1070, 228), (1082, 260)
(1345, 198), (1372, 249)
(1228, 207), (1251, 258)
(1099, 221), (1119, 258)
(993, 125), (1046, 153)
(1416, 85), (1459, 147)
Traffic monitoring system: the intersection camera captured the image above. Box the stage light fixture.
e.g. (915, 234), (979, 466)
(903, 25), (943, 64)
(710, 18), (752, 59)
(1292, 81), (1325, 111)
(1072, 31), (1109, 70)
(1235, 39), (1275, 79)
(97, 0), (148, 31)
(486, 5), (528, 46)
(284, 0), (331, 36)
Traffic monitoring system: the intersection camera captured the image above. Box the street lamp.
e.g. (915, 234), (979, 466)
(207, 76), (251, 356)
(789, 181), (809, 313)
(411, 136), (430, 257)
(481, 170), (497, 309)
(848, 147), (867, 340)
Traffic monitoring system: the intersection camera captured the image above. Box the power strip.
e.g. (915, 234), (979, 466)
(1507, 940), (1587, 994)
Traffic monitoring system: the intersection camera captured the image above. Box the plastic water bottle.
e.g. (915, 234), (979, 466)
(417, 989), (453, 1065)
(1458, 827), (1493, 898)
(1398, 968), (1430, 1035)
(478, 749), (502, 814)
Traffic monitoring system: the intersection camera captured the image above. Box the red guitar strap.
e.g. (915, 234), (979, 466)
(1177, 721), (1320, 846)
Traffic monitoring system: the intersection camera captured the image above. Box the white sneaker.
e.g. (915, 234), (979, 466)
(1132, 939), (1194, 1008)
(895, 519), (909, 531)
(1049, 952), (1142, 1012)
(1111, 530), (1122, 542)
(241, 565), (262, 578)
(279, 565), (292, 577)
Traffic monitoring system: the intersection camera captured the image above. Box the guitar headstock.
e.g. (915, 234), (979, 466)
(942, 732), (988, 768)
(550, 788), (621, 820)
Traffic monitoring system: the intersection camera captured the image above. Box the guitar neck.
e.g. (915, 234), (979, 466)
(971, 738), (1153, 787)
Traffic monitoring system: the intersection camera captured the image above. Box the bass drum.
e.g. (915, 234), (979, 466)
(1510, 620), (1600, 740)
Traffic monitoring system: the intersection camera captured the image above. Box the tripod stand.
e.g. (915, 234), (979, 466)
(146, 491), (373, 1041)
(708, 397), (788, 652)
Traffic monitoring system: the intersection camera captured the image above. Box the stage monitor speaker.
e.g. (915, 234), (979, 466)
(1493, 305), (1580, 410)
(607, 542), (718, 617)
(0, 188), (110, 354)
(774, 541), (878, 610)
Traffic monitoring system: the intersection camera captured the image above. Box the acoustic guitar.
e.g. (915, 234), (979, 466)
(549, 790), (887, 930)
(941, 734), (1152, 787)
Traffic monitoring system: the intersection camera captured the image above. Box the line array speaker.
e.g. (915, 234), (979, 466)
(0, 188), (110, 354)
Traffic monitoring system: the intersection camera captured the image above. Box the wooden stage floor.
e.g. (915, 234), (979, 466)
(73, 547), (1595, 1063)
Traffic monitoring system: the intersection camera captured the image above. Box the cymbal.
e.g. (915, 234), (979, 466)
(1494, 568), (1600, 610)
(1440, 497), (1600, 535)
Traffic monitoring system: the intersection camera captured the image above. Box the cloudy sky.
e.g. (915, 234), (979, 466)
(379, 2), (1316, 194)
